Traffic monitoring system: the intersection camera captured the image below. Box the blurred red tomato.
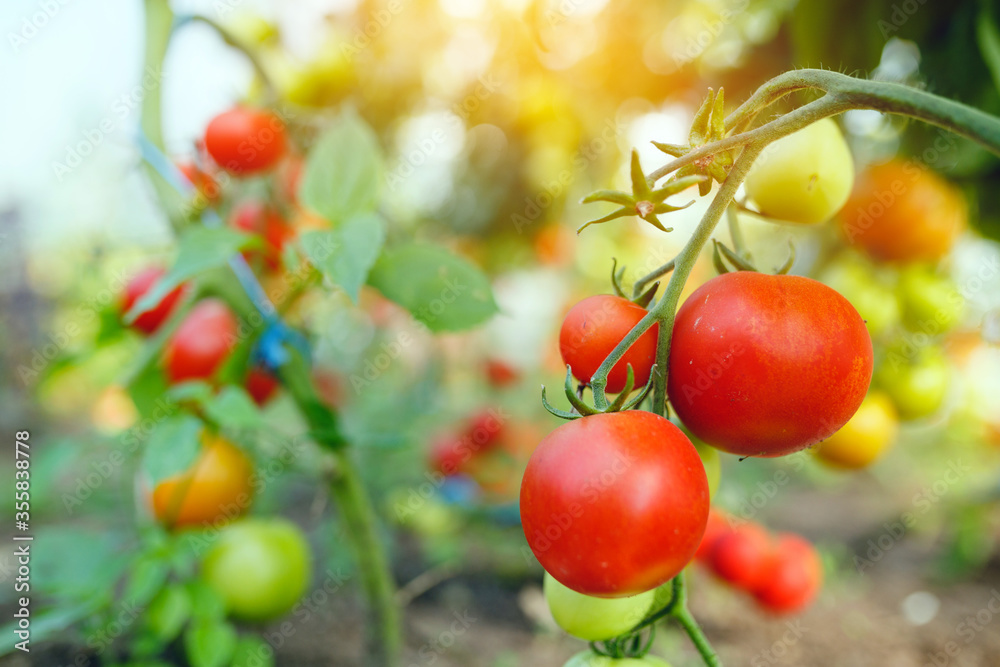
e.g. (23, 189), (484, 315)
(121, 267), (186, 335)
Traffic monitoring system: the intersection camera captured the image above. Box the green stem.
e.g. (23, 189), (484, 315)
(188, 14), (278, 104)
(725, 205), (750, 261)
(278, 349), (401, 666)
(632, 258), (675, 300)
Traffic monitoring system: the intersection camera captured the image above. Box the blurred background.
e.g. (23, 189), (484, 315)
(2, 0), (1000, 665)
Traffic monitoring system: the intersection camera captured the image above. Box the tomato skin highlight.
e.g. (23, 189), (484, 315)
(121, 267), (186, 335)
(163, 299), (239, 384)
(205, 107), (287, 175)
(520, 411), (709, 597)
(559, 295), (659, 393)
(667, 272), (873, 457)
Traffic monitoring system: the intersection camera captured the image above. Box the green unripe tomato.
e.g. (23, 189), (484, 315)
(202, 518), (311, 621)
(819, 259), (900, 338)
(563, 651), (672, 667)
(694, 441), (721, 499)
(544, 573), (655, 641)
(876, 346), (950, 420)
(745, 118), (855, 224)
(896, 266), (964, 334)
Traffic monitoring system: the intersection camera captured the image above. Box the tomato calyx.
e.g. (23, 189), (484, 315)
(588, 623), (657, 661)
(653, 88), (735, 195)
(579, 150), (706, 234)
(710, 238), (795, 276)
(541, 364), (653, 421)
(609, 257), (660, 308)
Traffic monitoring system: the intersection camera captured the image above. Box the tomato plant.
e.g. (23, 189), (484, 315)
(162, 299), (239, 384)
(876, 345), (951, 420)
(744, 118), (854, 224)
(202, 517), (311, 621)
(204, 107), (287, 175)
(563, 652), (672, 667)
(896, 265), (964, 334)
(230, 201), (295, 270)
(520, 411), (709, 597)
(839, 160), (966, 263)
(559, 295), (659, 393)
(668, 272), (874, 457)
(150, 432), (254, 529)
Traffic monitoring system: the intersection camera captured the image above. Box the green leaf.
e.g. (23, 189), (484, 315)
(126, 227), (253, 323)
(977, 9), (1000, 94)
(184, 618), (237, 667)
(231, 636), (275, 667)
(142, 415), (202, 485)
(146, 585), (192, 643)
(123, 553), (170, 607)
(689, 88), (715, 146)
(710, 87), (726, 140)
(165, 381), (215, 405)
(186, 580), (227, 621)
(301, 212), (386, 303)
(367, 244), (498, 332)
(300, 109), (383, 223)
(204, 386), (264, 431)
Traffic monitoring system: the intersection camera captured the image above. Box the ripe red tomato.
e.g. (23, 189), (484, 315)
(752, 534), (823, 614)
(151, 432), (254, 529)
(245, 367), (279, 406)
(707, 523), (771, 590)
(520, 411), (709, 597)
(559, 295), (659, 393)
(839, 160), (966, 263)
(230, 201), (294, 270)
(204, 108), (287, 175)
(163, 299), (239, 384)
(667, 272), (873, 457)
(121, 267), (186, 335)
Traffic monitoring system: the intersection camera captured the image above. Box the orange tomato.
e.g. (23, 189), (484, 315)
(839, 160), (965, 263)
(152, 433), (254, 529)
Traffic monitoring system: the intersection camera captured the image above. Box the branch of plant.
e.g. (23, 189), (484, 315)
(725, 205), (750, 261)
(632, 258), (676, 299)
(187, 14), (279, 105)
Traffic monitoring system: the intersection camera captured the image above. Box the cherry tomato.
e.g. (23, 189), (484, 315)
(204, 108), (287, 175)
(176, 161), (220, 206)
(563, 652), (672, 667)
(839, 160), (966, 263)
(245, 367), (279, 406)
(121, 267), (186, 335)
(559, 295), (659, 393)
(876, 345), (950, 420)
(814, 391), (898, 470)
(163, 299), (239, 384)
(896, 265), (964, 334)
(201, 517), (311, 621)
(429, 434), (470, 477)
(520, 411), (709, 597)
(667, 272), (873, 457)
(752, 534), (822, 614)
(695, 508), (733, 562)
(745, 118), (855, 224)
(151, 432), (254, 529)
(544, 572), (655, 641)
(485, 359), (521, 387)
(230, 201), (294, 270)
(707, 522), (771, 590)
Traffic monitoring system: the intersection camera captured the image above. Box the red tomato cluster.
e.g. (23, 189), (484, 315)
(520, 411), (709, 598)
(696, 509), (823, 614)
(229, 200), (295, 271)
